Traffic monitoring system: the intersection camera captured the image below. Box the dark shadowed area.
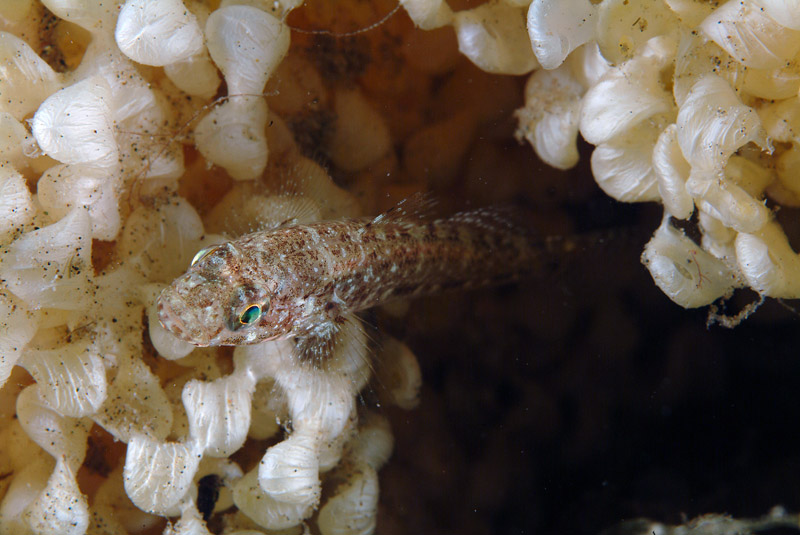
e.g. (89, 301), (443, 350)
(375, 141), (800, 535)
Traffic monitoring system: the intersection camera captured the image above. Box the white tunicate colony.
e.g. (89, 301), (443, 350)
(194, 5), (289, 180)
(0, 0), (423, 533)
(511, 0), (800, 309)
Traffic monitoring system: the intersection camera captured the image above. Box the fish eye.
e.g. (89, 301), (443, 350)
(191, 246), (215, 267)
(239, 304), (262, 325)
(228, 288), (270, 331)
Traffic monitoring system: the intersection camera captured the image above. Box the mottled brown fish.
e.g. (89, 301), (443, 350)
(157, 199), (561, 354)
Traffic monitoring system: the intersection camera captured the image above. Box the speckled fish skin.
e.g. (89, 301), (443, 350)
(157, 208), (539, 347)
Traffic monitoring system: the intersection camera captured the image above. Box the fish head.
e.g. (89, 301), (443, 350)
(157, 242), (289, 346)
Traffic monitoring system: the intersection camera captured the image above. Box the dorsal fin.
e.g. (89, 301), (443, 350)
(254, 195), (323, 231)
(266, 154), (362, 219)
(445, 205), (520, 234)
(371, 192), (438, 224)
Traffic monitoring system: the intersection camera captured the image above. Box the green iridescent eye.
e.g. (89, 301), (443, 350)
(191, 247), (214, 267)
(239, 304), (262, 325)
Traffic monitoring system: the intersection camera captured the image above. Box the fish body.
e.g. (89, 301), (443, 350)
(157, 205), (541, 348)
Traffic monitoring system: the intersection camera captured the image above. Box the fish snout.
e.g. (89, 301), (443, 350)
(157, 295), (188, 339)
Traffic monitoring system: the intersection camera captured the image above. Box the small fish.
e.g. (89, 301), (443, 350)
(157, 198), (567, 357)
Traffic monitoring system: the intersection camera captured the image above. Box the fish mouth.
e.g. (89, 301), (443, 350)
(156, 297), (190, 340)
(156, 293), (224, 347)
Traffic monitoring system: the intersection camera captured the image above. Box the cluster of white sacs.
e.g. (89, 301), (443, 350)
(3, 0), (798, 531)
(403, 0), (800, 308)
(510, 0), (800, 308)
(0, 0), (422, 534)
